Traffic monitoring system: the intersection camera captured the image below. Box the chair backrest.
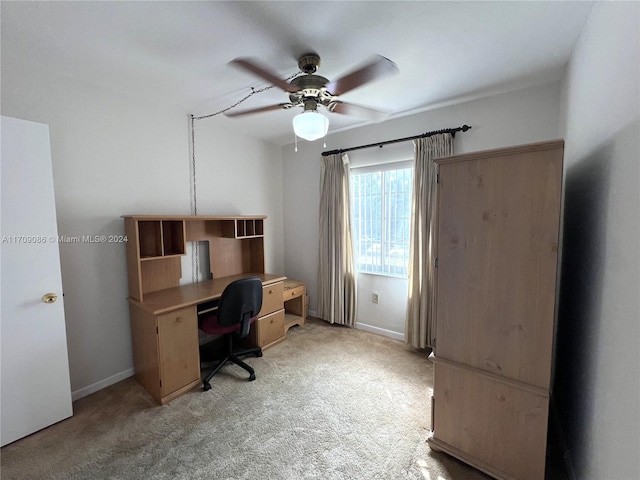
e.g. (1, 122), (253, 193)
(217, 277), (263, 338)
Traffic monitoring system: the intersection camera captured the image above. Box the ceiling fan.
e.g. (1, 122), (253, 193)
(225, 53), (399, 140)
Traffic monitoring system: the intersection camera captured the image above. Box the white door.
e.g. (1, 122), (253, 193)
(1, 115), (73, 446)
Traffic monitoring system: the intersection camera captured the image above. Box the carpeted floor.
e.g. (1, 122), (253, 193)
(1, 318), (496, 479)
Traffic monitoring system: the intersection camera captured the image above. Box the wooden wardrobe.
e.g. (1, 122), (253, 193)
(428, 140), (564, 480)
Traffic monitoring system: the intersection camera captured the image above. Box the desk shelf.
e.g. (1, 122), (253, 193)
(221, 218), (264, 239)
(138, 220), (185, 259)
(283, 280), (306, 333)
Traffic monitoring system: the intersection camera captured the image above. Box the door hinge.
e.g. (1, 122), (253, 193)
(156, 326), (159, 334)
(436, 173), (440, 184)
(434, 257), (438, 268)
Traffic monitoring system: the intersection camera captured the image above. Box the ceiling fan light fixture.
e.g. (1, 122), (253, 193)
(292, 110), (329, 141)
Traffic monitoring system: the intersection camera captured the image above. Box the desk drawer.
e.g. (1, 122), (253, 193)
(284, 285), (304, 301)
(256, 309), (285, 348)
(259, 281), (283, 317)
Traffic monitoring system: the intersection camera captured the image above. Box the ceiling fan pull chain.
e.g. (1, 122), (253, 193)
(192, 70), (300, 120)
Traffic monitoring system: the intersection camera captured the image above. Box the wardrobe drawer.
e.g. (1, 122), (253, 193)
(257, 309), (285, 348)
(259, 281), (283, 317)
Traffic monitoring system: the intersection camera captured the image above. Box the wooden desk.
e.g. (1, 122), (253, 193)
(130, 273), (285, 316)
(128, 273), (285, 405)
(123, 215), (287, 404)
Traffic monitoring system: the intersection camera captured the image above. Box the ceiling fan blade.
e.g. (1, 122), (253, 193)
(329, 101), (390, 122)
(230, 57), (300, 93)
(224, 103), (293, 117)
(325, 55), (398, 96)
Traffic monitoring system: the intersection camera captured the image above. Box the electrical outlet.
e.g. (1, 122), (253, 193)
(372, 292), (379, 304)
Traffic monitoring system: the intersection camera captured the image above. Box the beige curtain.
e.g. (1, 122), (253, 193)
(405, 133), (453, 348)
(317, 153), (357, 326)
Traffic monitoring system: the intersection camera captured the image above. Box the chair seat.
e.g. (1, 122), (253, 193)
(200, 313), (257, 336)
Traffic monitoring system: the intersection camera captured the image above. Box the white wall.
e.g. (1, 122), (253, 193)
(1, 63), (284, 399)
(555, 2), (640, 479)
(190, 116), (285, 275)
(282, 81), (562, 339)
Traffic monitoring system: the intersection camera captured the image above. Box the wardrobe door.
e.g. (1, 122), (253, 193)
(434, 142), (563, 388)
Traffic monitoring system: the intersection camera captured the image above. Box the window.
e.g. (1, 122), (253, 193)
(350, 162), (413, 277)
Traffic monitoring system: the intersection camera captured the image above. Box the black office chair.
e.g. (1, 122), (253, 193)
(198, 277), (263, 391)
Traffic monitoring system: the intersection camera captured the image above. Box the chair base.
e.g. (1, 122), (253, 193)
(201, 343), (262, 391)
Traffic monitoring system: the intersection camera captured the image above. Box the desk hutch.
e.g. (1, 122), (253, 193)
(123, 215), (304, 404)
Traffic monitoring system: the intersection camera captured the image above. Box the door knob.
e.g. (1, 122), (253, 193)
(42, 293), (58, 304)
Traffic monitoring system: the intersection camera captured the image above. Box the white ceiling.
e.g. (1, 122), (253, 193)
(1, 1), (594, 146)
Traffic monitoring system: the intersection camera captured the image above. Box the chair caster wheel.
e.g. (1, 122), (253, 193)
(249, 373), (256, 381)
(203, 382), (211, 391)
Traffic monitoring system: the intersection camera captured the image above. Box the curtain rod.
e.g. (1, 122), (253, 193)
(321, 125), (472, 157)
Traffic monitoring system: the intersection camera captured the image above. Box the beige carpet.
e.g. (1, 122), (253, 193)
(1, 318), (491, 480)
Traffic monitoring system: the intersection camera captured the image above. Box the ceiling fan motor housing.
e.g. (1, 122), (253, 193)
(289, 84), (333, 108)
(298, 53), (321, 74)
(289, 54), (334, 109)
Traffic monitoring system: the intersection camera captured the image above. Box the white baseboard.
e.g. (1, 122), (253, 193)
(309, 312), (404, 342)
(71, 368), (135, 402)
(355, 322), (405, 342)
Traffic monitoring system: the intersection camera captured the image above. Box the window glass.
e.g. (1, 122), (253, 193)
(351, 163), (412, 277)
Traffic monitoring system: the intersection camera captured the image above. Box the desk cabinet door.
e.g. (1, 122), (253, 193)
(157, 307), (199, 396)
